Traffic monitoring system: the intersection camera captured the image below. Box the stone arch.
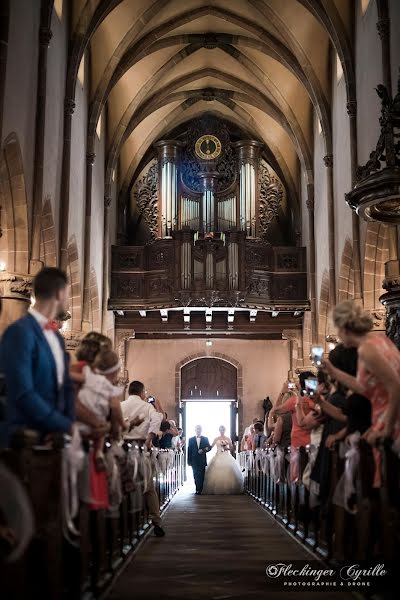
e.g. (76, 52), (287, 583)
(318, 270), (330, 348)
(176, 351), (243, 438)
(338, 237), (355, 303)
(0, 133), (29, 274)
(88, 267), (100, 331)
(175, 352), (243, 408)
(39, 197), (57, 267)
(66, 235), (81, 333)
(363, 222), (390, 310)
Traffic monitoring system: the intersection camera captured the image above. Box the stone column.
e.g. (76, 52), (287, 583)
(82, 151), (95, 330)
(0, 0), (10, 146)
(59, 98), (75, 270)
(347, 100), (363, 300)
(306, 183), (318, 343)
(101, 196), (111, 334)
(376, 0), (399, 264)
(154, 140), (182, 237)
(115, 329), (135, 397)
(324, 154), (337, 306)
(30, 23), (52, 274)
(0, 274), (32, 334)
(234, 141), (263, 237)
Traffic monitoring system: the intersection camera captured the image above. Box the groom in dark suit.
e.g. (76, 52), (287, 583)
(187, 424), (211, 494)
(0, 268), (75, 447)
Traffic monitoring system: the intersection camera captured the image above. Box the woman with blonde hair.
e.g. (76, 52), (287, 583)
(322, 300), (400, 485)
(267, 387), (294, 448)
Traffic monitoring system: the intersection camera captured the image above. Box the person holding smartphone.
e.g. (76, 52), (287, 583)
(270, 372), (315, 482)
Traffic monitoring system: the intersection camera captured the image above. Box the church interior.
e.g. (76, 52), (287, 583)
(0, 0), (400, 598)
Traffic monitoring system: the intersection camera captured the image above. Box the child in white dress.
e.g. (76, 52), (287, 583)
(78, 350), (125, 470)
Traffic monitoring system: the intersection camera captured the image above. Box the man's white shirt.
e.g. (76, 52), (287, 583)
(196, 436), (201, 448)
(28, 307), (64, 387)
(121, 395), (163, 439)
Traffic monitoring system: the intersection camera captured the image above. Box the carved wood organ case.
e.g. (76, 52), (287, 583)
(111, 117), (308, 326)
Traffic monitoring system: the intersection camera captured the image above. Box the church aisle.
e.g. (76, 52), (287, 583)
(107, 484), (350, 600)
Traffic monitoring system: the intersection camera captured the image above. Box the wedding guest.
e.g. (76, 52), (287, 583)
(322, 300), (400, 486)
(252, 421), (267, 450)
(121, 381), (165, 536)
(0, 268), (74, 447)
(77, 350), (125, 471)
(159, 419), (179, 449)
(271, 372), (314, 448)
(241, 418), (259, 450)
(270, 393), (292, 449)
(271, 372), (315, 482)
(70, 333), (113, 437)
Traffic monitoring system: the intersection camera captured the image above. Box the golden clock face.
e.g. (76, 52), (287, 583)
(195, 134), (222, 160)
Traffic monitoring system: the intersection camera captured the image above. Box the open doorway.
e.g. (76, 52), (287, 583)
(183, 400), (233, 462)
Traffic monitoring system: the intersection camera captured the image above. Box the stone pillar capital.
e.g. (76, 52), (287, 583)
(346, 101), (357, 117)
(377, 18), (390, 41)
(64, 98), (75, 116)
(39, 26), (52, 47)
(86, 152), (96, 166)
(306, 182), (314, 210)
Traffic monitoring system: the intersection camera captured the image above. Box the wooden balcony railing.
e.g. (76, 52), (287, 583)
(109, 233), (308, 310)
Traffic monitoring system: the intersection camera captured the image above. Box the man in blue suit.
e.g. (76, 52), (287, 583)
(187, 424), (211, 494)
(0, 267), (75, 447)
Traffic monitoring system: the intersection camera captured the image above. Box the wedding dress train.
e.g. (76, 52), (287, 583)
(203, 439), (244, 495)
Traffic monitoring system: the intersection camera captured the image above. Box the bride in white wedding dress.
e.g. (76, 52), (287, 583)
(202, 426), (244, 495)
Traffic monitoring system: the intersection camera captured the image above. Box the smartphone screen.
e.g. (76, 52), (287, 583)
(305, 377), (318, 396)
(311, 345), (324, 366)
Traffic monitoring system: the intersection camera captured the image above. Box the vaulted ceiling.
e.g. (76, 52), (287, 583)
(70, 0), (354, 205)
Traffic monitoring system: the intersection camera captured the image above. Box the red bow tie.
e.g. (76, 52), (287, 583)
(44, 320), (59, 331)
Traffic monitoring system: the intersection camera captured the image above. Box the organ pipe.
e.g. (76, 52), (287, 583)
(154, 140), (182, 238)
(234, 141), (263, 237)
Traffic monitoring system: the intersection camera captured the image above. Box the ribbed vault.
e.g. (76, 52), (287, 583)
(67, 0), (354, 228)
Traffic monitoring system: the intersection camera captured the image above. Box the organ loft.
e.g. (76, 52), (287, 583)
(110, 116), (308, 345)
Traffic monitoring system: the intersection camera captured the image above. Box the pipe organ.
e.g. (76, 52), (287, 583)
(180, 197), (200, 230)
(116, 118), (306, 319)
(217, 195), (236, 232)
(153, 137), (265, 238)
(130, 120), (286, 295)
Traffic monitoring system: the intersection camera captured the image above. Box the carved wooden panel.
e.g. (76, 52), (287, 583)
(111, 274), (144, 299)
(181, 358), (237, 400)
(147, 242), (174, 271)
(272, 274), (307, 301)
(245, 241), (272, 270)
(274, 247), (306, 272)
(145, 273), (171, 300)
(246, 270), (272, 301)
(112, 247), (144, 271)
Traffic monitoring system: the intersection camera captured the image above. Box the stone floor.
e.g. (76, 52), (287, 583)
(107, 484), (353, 600)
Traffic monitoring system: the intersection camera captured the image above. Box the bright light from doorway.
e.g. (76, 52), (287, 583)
(184, 400), (232, 462)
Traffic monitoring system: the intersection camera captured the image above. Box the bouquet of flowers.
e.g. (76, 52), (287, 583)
(220, 440), (230, 452)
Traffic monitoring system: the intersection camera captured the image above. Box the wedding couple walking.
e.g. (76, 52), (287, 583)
(187, 425), (244, 495)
